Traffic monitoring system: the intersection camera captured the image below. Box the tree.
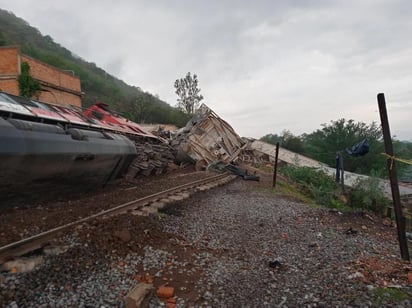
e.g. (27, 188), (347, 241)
(393, 140), (412, 181)
(260, 118), (412, 177)
(18, 62), (41, 98)
(303, 119), (385, 175)
(260, 133), (282, 145)
(260, 130), (304, 154)
(281, 130), (305, 154)
(174, 72), (203, 114)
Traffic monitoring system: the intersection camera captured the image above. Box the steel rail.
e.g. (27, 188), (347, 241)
(0, 173), (233, 263)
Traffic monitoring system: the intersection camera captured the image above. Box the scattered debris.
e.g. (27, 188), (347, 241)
(157, 286), (175, 299)
(208, 161), (260, 181)
(268, 258), (288, 271)
(308, 242), (320, 249)
(43, 245), (69, 255)
(1, 256), (44, 273)
(345, 227), (358, 235)
(125, 283), (154, 308)
(268, 260), (283, 269)
(348, 271), (365, 280)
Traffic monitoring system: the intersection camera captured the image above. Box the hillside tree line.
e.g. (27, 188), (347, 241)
(260, 119), (412, 181)
(0, 9), (190, 127)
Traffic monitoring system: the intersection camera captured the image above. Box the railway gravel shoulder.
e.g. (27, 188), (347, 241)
(1, 172), (411, 307)
(161, 180), (410, 306)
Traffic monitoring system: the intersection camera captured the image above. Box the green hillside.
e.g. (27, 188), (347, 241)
(0, 9), (190, 126)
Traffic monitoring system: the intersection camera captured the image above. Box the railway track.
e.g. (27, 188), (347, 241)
(0, 173), (236, 265)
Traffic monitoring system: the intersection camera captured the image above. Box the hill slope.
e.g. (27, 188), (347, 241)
(0, 9), (189, 126)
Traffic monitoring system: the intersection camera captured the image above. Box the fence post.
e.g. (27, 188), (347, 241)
(378, 93), (410, 261)
(272, 142), (280, 188)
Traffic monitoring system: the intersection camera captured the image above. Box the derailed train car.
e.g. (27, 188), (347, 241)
(171, 104), (246, 170)
(0, 92), (166, 207)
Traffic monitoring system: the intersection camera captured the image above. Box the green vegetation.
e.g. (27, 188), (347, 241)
(0, 9), (189, 127)
(18, 62), (40, 98)
(280, 165), (342, 208)
(272, 179), (314, 204)
(347, 173), (390, 215)
(174, 72), (203, 114)
(280, 165), (390, 214)
(261, 130), (304, 154)
(261, 119), (412, 180)
(303, 119), (384, 174)
(371, 287), (412, 305)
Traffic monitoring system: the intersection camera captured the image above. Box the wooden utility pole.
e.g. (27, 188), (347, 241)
(377, 93), (410, 261)
(272, 142), (280, 188)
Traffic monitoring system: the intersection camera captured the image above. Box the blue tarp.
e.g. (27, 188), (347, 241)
(345, 138), (369, 157)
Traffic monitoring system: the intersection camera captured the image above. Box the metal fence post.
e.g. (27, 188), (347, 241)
(272, 142), (280, 188)
(378, 93), (409, 261)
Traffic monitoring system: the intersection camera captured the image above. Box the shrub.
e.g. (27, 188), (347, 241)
(346, 175), (390, 215)
(280, 165), (342, 207)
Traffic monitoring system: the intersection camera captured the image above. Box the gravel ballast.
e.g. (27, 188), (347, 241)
(1, 175), (411, 307)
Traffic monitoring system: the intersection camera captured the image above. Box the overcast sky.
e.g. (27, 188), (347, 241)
(1, 0), (412, 140)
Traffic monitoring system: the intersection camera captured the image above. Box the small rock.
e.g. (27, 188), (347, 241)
(125, 283), (154, 308)
(308, 242), (319, 249)
(344, 227), (357, 235)
(203, 291), (213, 300)
(8, 301), (18, 308)
(268, 260), (282, 268)
(348, 272), (365, 280)
(155, 271), (162, 278)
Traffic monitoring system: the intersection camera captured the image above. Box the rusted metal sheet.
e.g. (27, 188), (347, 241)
(172, 104), (245, 168)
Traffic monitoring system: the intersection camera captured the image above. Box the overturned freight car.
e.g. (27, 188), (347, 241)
(0, 92), (174, 207)
(171, 104), (246, 170)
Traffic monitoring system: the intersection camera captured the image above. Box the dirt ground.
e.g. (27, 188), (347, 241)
(1, 166), (412, 307)
(0, 166), (210, 246)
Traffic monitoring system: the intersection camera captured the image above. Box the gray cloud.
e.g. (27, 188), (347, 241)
(1, 0), (412, 140)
